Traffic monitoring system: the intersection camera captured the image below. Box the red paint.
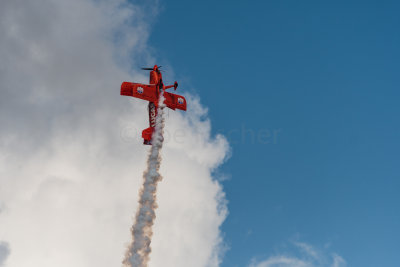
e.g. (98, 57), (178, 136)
(120, 65), (187, 145)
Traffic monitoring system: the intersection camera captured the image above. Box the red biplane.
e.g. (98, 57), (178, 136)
(121, 65), (187, 145)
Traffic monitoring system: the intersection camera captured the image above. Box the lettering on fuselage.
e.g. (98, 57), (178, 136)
(149, 102), (156, 127)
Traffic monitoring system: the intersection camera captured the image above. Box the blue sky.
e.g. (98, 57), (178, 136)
(147, 1), (400, 266)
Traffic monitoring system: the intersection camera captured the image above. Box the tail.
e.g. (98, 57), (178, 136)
(142, 127), (153, 145)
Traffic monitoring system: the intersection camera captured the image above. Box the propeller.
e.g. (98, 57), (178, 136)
(141, 65), (162, 71)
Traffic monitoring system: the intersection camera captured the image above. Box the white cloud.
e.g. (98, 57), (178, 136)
(332, 254), (346, 267)
(0, 0), (229, 267)
(248, 242), (346, 267)
(0, 242), (10, 267)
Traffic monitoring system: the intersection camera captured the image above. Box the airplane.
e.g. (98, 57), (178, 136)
(120, 65), (187, 145)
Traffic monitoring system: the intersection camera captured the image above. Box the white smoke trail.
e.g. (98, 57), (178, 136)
(123, 90), (166, 267)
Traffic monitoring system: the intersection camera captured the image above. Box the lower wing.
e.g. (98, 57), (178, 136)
(164, 92), (187, 111)
(121, 82), (157, 102)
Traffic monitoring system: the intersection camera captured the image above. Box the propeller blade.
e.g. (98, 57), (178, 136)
(141, 67), (153, 70)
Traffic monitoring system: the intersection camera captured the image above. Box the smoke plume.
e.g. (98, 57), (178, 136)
(123, 91), (166, 267)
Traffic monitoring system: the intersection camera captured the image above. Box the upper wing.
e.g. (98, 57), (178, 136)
(164, 92), (187, 111)
(121, 82), (157, 102)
